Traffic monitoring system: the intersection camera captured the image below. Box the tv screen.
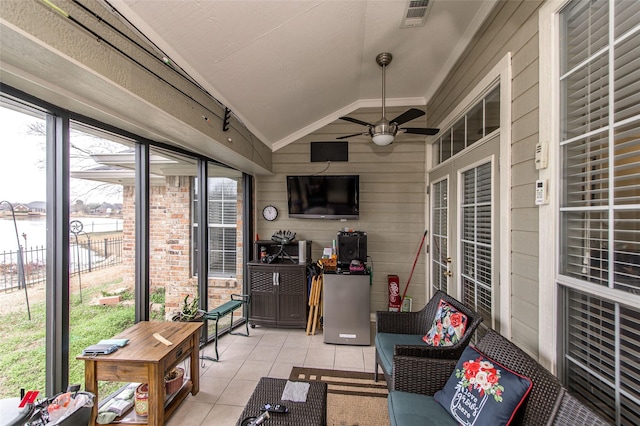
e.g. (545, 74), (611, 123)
(287, 175), (359, 220)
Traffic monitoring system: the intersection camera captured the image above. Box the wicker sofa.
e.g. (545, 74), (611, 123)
(375, 290), (483, 387)
(387, 328), (610, 426)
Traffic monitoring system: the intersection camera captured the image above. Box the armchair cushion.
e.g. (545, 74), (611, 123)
(375, 332), (426, 379)
(374, 290), (483, 387)
(388, 391), (457, 426)
(422, 299), (468, 346)
(434, 346), (532, 426)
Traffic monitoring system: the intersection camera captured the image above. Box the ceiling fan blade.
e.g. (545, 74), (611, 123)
(336, 132), (367, 140)
(402, 127), (440, 136)
(339, 116), (374, 127)
(390, 108), (426, 125)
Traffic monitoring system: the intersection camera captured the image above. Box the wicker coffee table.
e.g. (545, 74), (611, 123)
(237, 377), (327, 426)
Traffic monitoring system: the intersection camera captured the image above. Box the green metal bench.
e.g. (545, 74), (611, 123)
(201, 294), (250, 363)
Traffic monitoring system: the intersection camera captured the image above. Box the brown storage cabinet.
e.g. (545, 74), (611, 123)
(248, 262), (308, 328)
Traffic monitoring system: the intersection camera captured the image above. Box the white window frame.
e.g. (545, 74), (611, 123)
(430, 175), (449, 296)
(538, 0), (564, 373)
(457, 156), (496, 329)
(206, 178), (238, 278)
(538, 0), (640, 375)
(192, 177), (238, 278)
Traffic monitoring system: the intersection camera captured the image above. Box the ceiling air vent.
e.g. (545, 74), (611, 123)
(400, 0), (433, 28)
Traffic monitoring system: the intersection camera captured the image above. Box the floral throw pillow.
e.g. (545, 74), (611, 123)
(434, 346), (533, 426)
(422, 299), (468, 346)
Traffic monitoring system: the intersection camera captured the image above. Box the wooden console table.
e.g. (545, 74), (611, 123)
(77, 321), (202, 426)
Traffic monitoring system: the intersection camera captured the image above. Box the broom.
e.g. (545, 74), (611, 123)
(400, 230), (428, 308)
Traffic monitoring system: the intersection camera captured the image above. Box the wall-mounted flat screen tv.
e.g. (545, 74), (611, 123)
(287, 175), (359, 220)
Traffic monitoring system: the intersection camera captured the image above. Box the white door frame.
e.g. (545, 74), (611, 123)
(425, 53), (512, 337)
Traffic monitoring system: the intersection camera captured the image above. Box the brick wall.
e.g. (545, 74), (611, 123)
(121, 176), (244, 320)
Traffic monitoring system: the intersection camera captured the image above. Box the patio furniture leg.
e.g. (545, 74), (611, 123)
(228, 306), (250, 337)
(200, 314), (222, 364)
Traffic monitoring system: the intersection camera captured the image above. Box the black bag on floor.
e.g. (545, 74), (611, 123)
(19, 387), (94, 426)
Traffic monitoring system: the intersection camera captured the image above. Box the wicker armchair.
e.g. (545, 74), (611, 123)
(390, 329), (610, 425)
(374, 290), (483, 385)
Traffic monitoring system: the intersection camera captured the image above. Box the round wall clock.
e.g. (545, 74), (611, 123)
(262, 205), (278, 221)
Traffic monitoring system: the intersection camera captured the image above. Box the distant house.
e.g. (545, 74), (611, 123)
(93, 202), (121, 216)
(27, 201), (46, 215)
(13, 203), (30, 216)
(0, 202), (45, 217)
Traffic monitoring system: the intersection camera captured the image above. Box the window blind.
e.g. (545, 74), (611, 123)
(461, 162), (492, 328)
(559, 1), (640, 424)
(564, 288), (640, 425)
(193, 177), (238, 277)
(431, 179), (448, 294)
(560, 0), (640, 293)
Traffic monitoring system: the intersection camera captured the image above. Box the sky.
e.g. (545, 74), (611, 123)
(1, 105), (123, 205)
(0, 106), (47, 203)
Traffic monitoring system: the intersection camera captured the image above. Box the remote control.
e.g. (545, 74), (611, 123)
(261, 403), (288, 413)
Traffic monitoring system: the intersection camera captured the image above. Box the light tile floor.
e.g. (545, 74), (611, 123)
(166, 325), (378, 426)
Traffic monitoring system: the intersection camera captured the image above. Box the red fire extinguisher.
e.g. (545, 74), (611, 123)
(388, 274), (401, 312)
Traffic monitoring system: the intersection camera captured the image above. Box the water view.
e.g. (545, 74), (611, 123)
(0, 216), (123, 253)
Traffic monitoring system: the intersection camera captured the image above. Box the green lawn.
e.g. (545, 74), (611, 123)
(0, 283), (165, 400)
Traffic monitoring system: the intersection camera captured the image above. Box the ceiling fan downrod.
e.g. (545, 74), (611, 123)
(336, 52), (438, 145)
(376, 52), (392, 121)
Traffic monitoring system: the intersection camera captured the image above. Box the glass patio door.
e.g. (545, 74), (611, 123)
(429, 135), (500, 330)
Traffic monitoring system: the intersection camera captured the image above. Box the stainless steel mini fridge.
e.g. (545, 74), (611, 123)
(323, 272), (371, 345)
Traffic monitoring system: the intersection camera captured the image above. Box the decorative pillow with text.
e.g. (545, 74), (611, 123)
(423, 299), (468, 346)
(434, 346), (532, 426)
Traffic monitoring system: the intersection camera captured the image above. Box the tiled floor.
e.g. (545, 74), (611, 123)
(166, 325), (377, 426)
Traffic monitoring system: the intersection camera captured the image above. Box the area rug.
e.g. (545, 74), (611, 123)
(289, 367), (390, 426)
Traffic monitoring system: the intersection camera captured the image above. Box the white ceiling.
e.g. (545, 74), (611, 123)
(111, 0), (495, 151)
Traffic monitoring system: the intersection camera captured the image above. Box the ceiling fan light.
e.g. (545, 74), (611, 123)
(372, 133), (394, 146)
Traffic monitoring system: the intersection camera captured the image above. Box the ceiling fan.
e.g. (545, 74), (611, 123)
(337, 52), (439, 146)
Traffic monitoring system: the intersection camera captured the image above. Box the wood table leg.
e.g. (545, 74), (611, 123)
(148, 362), (163, 425)
(190, 333), (200, 395)
(84, 359), (98, 426)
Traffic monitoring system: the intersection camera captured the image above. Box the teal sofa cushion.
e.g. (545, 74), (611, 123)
(388, 391), (457, 426)
(375, 332), (426, 375)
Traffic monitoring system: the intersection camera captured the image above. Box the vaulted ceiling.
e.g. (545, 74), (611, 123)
(112, 0), (496, 151)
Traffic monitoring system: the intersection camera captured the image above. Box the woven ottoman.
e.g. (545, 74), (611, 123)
(237, 377), (327, 425)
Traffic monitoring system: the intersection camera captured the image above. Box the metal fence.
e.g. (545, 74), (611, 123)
(0, 237), (123, 292)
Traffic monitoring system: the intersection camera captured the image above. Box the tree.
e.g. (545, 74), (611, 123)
(27, 122), (125, 204)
